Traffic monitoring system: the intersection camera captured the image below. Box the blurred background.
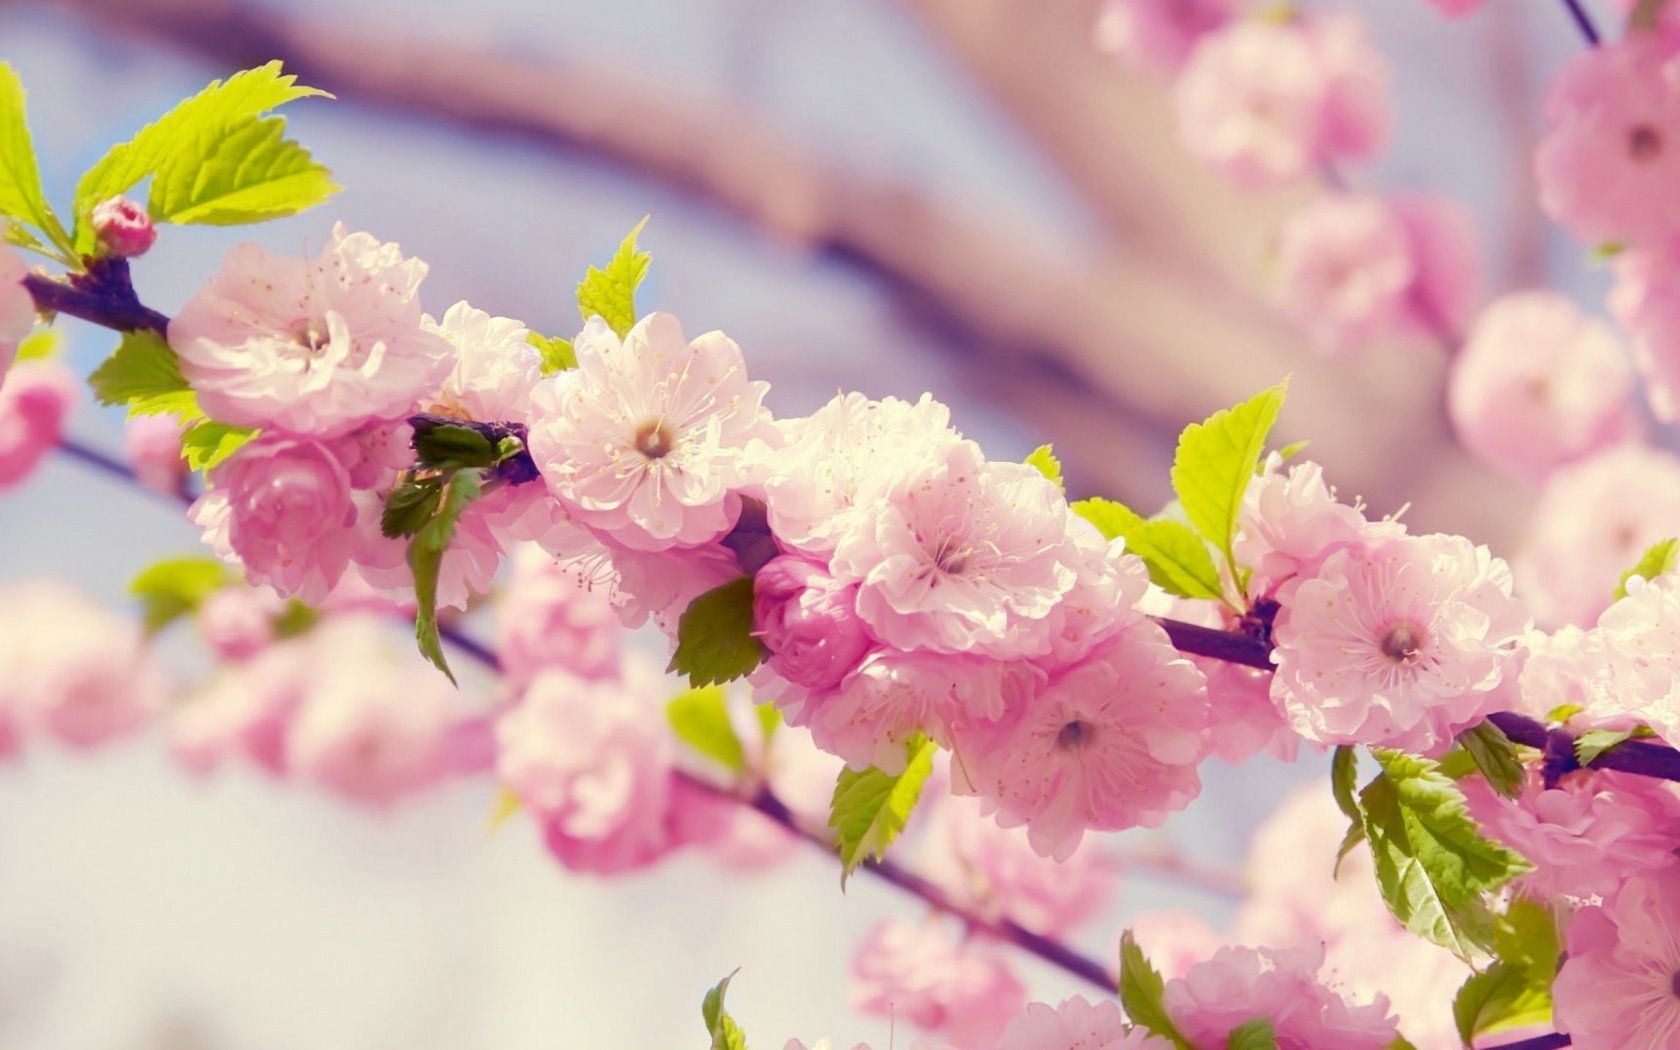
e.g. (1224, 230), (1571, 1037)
(0, 0), (1627, 1046)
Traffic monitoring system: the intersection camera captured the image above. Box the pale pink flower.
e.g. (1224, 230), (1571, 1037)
(1039, 517), (1151, 669)
(850, 918), (1025, 1049)
(998, 996), (1171, 1050)
(494, 658), (675, 874)
(1176, 15), (1387, 188)
(918, 792), (1114, 937)
(1235, 456), (1395, 596)
(830, 442), (1081, 660)
(90, 196), (156, 258)
(0, 579), (163, 749)
(0, 358), (75, 488)
(1537, 36), (1680, 250)
(1270, 533), (1530, 754)
(1272, 194), (1415, 354)
(1593, 573), (1680, 745)
(1449, 292), (1637, 482)
(1393, 194), (1482, 340)
(1463, 769), (1680, 900)
(1517, 443), (1680, 628)
(784, 1041), (872, 1050)
(0, 242), (30, 384)
(191, 435), (359, 604)
(753, 554), (871, 691)
(195, 585), (282, 661)
(1610, 238), (1680, 421)
(605, 538), (742, 633)
(171, 641), (311, 776)
(424, 300), (542, 423)
(1130, 910), (1227, 980)
(285, 617), (460, 805)
(1554, 870), (1680, 1049)
(345, 484), (504, 613)
(754, 391), (962, 558)
(497, 544), (622, 696)
(1508, 626), (1629, 732)
(1092, 0), (1234, 73)
(527, 313), (774, 552)
(123, 413), (188, 494)
(951, 619), (1209, 860)
(1165, 943), (1400, 1049)
(1425, 0), (1483, 16)
(171, 224), (453, 436)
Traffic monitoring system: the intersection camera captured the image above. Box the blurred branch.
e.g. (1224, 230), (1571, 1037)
(1486, 2), (1545, 291)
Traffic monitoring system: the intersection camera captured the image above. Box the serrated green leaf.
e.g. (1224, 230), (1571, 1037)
(1072, 497), (1224, 601)
(1457, 722), (1526, 799)
(1452, 962), (1552, 1046)
(381, 476), (444, 539)
(1575, 727), (1634, 767)
(577, 217), (650, 338)
(15, 329), (56, 362)
(149, 116), (339, 225)
(829, 735), (937, 888)
(669, 576), (764, 688)
(181, 420), (257, 472)
(1331, 746), (1365, 875)
(701, 970), (749, 1050)
(1117, 931), (1193, 1050)
(87, 329), (203, 420)
(667, 685), (747, 774)
(130, 555), (232, 633)
(1225, 1018), (1278, 1050)
(73, 61), (332, 250)
(1170, 381), (1289, 589)
(408, 468), (483, 684)
(0, 64), (72, 259)
(412, 421), (496, 470)
(1546, 703), (1583, 725)
(1358, 749), (1534, 962)
(527, 330), (577, 374)
(1025, 444), (1063, 491)
(1615, 538), (1679, 602)
(4, 218), (46, 254)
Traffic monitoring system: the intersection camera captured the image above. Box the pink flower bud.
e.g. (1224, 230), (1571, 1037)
(753, 555), (871, 691)
(196, 586), (281, 661)
(0, 359), (75, 488)
(91, 196), (157, 258)
(123, 413), (188, 494)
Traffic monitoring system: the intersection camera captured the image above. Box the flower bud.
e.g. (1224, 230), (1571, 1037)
(753, 555), (870, 690)
(91, 196), (157, 258)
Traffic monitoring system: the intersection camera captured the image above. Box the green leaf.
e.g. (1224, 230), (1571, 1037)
(1170, 380), (1289, 587)
(1357, 749), (1534, 962)
(1452, 962), (1552, 1046)
(180, 420), (257, 472)
(1575, 727), (1635, 767)
(411, 421), (496, 470)
(1025, 444), (1063, 491)
(755, 701), (781, 745)
(408, 468), (483, 684)
(73, 61), (332, 250)
(577, 216), (651, 338)
(1275, 439), (1310, 463)
(701, 970), (749, 1050)
(149, 116), (339, 225)
(1225, 1018), (1278, 1050)
(87, 329), (202, 420)
(1615, 538), (1678, 601)
(1331, 745), (1366, 874)
(130, 555), (232, 633)
(272, 599), (320, 639)
(668, 576), (764, 688)
(1117, 931), (1193, 1050)
(0, 63), (72, 258)
(829, 735), (937, 888)
(381, 476), (444, 539)
(1457, 722), (1525, 800)
(527, 330), (577, 374)
(15, 329), (56, 362)
(1387, 1038), (1419, 1050)
(1071, 497), (1224, 601)
(667, 685), (747, 774)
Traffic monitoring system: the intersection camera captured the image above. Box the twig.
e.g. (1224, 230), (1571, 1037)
(1560, 0), (1602, 45)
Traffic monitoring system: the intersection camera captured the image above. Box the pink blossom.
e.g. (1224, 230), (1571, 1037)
(1610, 238), (1680, 421)
(1449, 292), (1637, 482)
(849, 918), (1025, 1049)
(527, 313), (775, 552)
(497, 543), (622, 696)
(1129, 910), (1227, 980)
(171, 641), (310, 776)
(997, 996), (1171, 1050)
(0, 358), (75, 488)
(1393, 194), (1482, 340)
(1039, 517), (1151, 669)
(190, 435), (359, 603)
(1507, 626), (1630, 732)
(0, 579), (163, 749)
(1424, 0), (1483, 16)
(951, 619), (1209, 860)
(1235, 455), (1396, 596)
(171, 224), (453, 436)
(1164, 943), (1400, 1049)
(0, 243), (33, 384)
(753, 555), (871, 691)
(1593, 573), (1680, 745)
(195, 585), (282, 661)
(1092, 0), (1233, 73)
(123, 413), (188, 494)
(1270, 532), (1530, 754)
(1463, 768), (1680, 900)
(494, 659), (675, 874)
(424, 300), (542, 423)
(1537, 36), (1680, 251)
(90, 196), (156, 258)
(1517, 443), (1680, 628)
(830, 442), (1081, 660)
(606, 538), (742, 633)
(1272, 194), (1415, 354)
(1554, 871), (1680, 1049)
(1176, 15), (1388, 188)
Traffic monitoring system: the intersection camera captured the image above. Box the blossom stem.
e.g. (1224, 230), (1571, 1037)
(1559, 0), (1602, 45)
(23, 258), (170, 336)
(1148, 615), (1273, 670)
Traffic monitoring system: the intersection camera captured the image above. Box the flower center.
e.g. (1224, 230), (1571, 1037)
(1629, 123), (1664, 164)
(1379, 622), (1426, 664)
(1671, 967), (1680, 1000)
(290, 320), (329, 355)
(1057, 719), (1093, 751)
(632, 419), (676, 460)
